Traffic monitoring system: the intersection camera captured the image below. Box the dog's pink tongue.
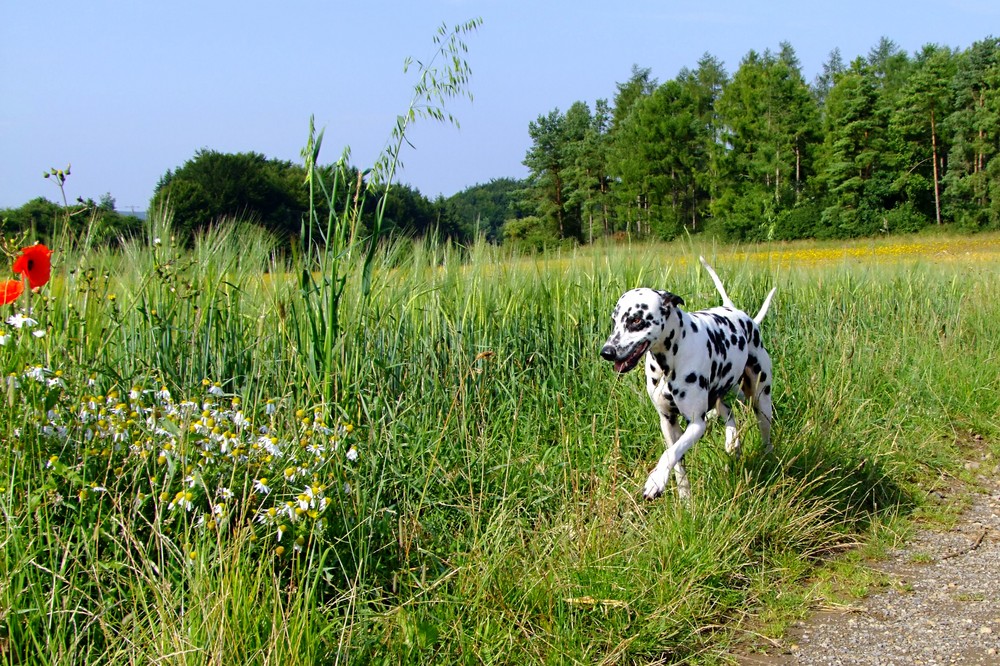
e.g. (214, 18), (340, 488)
(614, 360), (628, 373)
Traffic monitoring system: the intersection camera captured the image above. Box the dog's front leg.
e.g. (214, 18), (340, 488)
(656, 410), (689, 498)
(644, 419), (706, 500)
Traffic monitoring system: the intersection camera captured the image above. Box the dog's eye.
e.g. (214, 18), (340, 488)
(626, 314), (646, 331)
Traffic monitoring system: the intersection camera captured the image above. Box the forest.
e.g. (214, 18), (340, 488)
(3, 36), (998, 248)
(517, 35), (1000, 246)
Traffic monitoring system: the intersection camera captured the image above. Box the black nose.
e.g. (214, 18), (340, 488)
(600, 345), (616, 361)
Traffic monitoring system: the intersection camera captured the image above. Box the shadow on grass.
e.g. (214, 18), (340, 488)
(738, 432), (918, 545)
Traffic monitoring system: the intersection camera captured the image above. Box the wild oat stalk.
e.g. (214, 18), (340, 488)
(296, 18), (482, 408)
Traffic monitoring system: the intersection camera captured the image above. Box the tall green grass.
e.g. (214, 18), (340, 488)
(4, 226), (1000, 663)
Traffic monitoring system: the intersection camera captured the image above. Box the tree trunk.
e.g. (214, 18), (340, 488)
(774, 147), (781, 203)
(554, 173), (564, 236)
(795, 143), (802, 194)
(930, 107), (942, 225)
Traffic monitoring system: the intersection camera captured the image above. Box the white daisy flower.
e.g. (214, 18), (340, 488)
(24, 366), (47, 382)
(6, 313), (37, 329)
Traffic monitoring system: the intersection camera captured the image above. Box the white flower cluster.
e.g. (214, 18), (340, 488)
(20, 371), (361, 555)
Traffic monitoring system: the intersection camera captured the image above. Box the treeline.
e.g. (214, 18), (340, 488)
(149, 150), (471, 243)
(1, 150), (487, 247)
(0, 194), (145, 245)
(4, 36), (997, 248)
(518, 36), (1000, 244)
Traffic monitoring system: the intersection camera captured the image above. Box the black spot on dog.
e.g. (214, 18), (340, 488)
(685, 372), (697, 384)
(690, 321), (699, 333)
(698, 375), (709, 390)
(626, 310), (651, 332)
(709, 330), (727, 357)
(763, 384), (771, 395)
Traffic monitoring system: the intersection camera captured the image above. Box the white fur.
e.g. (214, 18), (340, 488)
(600, 258), (775, 499)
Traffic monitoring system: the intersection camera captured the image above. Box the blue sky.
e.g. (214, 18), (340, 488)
(2, 1), (997, 211)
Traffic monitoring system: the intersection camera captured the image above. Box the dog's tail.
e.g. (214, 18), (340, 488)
(754, 288), (777, 325)
(698, 256), (735, 309)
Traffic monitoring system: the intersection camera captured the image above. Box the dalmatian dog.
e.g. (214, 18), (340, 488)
(600, 257), (776, 499)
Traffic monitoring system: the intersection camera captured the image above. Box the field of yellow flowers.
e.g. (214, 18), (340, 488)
(738, 233), (1000, 268)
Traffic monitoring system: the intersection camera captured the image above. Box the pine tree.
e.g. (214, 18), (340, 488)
(814, 58), (893, 236)
(891, 44), (958, 225)
(713, 45), (820, 239)
(943, 37), (1000, 228)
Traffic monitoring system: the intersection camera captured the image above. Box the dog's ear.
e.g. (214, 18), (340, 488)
(657, 290), (685, 307)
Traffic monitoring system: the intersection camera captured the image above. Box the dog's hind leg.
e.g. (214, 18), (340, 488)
(742, 351), (774, 454)
(754, 387), (773, 454)
(715, 399), (742, 457)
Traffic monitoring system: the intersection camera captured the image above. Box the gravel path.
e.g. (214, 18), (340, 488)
(737, 470), (1000, 666)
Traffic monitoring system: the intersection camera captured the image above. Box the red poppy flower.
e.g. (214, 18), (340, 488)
(12, 244), (52, 290)
(0, 279), (24, 305)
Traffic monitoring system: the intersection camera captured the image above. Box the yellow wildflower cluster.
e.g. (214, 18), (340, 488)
(734, 235), (1000, 270)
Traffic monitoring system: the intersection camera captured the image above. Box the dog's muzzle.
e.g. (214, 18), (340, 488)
(601, 340), (649, 374)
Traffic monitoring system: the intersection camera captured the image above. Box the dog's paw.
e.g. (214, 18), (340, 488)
(643, 470), (669, 500)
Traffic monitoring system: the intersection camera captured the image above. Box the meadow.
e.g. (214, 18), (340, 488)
(2, 206), (999, 664)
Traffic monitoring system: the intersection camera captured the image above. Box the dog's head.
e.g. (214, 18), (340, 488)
(600, 288), (685, 373)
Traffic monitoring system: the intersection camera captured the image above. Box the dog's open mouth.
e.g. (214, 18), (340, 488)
(614, 340), (649, 374)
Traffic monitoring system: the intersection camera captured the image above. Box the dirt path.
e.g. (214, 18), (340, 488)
(736, 469), (1000, 665)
